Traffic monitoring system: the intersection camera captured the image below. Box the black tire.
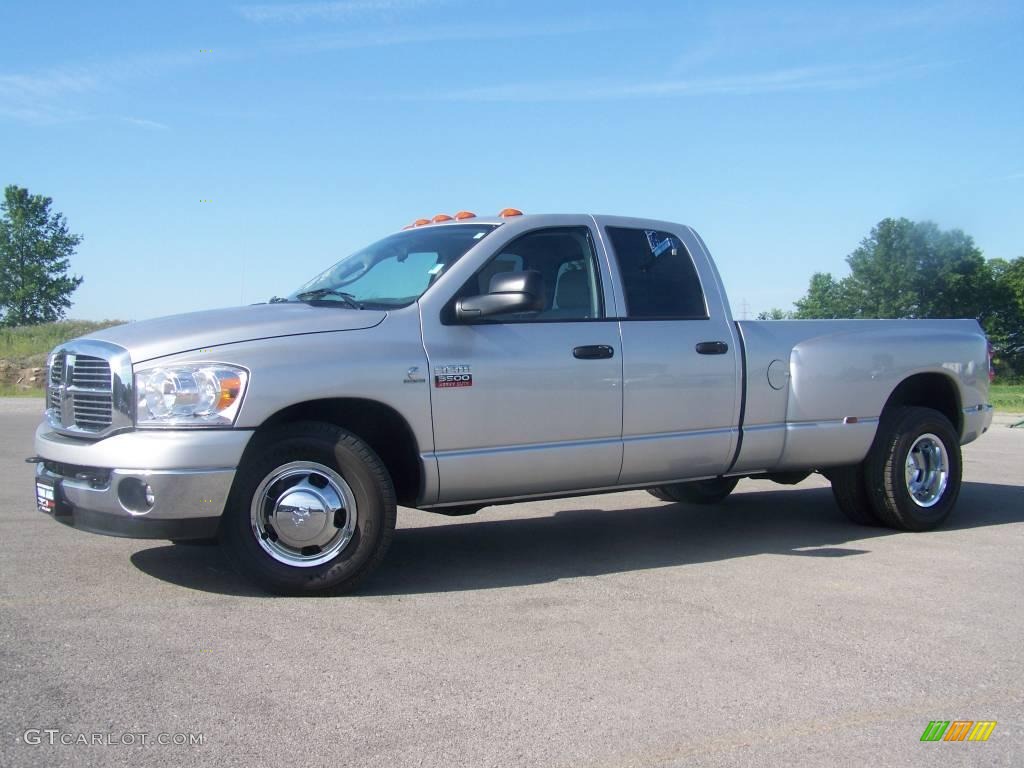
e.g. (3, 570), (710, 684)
(647, 476), (740, 505)
(829, 464), (882, 526)
(221, 421), (397, 595)
(863, 406), (962, 532)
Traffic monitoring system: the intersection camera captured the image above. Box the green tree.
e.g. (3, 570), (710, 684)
(791, 218), (1022, 376)
(986, 257), (1024, 377)
(793, 272), (857, 319)
(0, 185), (84, 326)
(994, 256), (1024, 309)
(843, 219), (991, 320)
(795, 218), (993, 321)
(756, 307), (794, 320)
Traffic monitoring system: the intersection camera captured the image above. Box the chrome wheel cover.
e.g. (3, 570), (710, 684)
(904, 433), (949, 508)
(250, 461), (358, 567)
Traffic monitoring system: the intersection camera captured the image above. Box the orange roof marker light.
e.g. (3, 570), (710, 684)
(499, 208), (523, 218)
(413, 218), (431, 227)
(431, 213), (454, 223)
(401, 224), (415, 230)
(454, 210), (476, 220)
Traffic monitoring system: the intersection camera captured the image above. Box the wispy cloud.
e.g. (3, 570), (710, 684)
(0, 70), (98, 100)
(276, 16), (634, 53)
(0, 52), (197, 127)
(416, 61), (941, 103)
(2, 14), (626, 126)
(120, 116), (171, 130)
(704, 0), (1007, 44)
(0, 104), (84, 125)
(0, 69), (99, 124)
(237, 0), (435, 23)
(666, 1), (1013, 78)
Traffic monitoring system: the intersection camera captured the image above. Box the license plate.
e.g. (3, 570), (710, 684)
(36, 476), (57, 514)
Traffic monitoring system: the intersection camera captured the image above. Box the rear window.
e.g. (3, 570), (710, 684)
(606, 227), (707, 319)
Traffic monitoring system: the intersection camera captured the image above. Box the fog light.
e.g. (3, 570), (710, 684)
(118, 478), (155, 513)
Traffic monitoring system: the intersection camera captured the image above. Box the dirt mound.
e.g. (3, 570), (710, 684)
(0, 359), (46, 391)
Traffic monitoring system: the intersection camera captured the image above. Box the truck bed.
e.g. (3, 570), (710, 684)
(730, 319), (990, 474)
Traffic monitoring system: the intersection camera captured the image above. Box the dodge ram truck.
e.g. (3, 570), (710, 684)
(32, 210), (995, 594)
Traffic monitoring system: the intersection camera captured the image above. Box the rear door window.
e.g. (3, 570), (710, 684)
(606, 227), (707, 319)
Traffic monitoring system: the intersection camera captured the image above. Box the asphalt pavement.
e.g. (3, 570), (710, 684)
(1, 398), (1022, 767)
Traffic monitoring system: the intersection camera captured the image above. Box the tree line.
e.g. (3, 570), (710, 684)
(758, 218), (1024, 378)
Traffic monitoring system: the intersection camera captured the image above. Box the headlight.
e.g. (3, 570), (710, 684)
(135, 365), (248, 427)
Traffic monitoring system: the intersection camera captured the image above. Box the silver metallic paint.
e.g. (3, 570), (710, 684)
(36, 423), (253, 469)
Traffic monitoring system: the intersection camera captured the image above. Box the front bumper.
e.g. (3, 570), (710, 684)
(34, 425), (253, 540)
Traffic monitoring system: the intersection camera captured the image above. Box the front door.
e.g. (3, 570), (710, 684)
(420, 223), (623, 504)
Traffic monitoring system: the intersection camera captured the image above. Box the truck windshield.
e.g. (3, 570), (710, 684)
(288, 224), (499, 309)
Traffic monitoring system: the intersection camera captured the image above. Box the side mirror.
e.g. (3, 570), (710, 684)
(455, 270), (545, 321)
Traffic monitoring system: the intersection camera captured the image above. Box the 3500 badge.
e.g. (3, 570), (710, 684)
(435, 364), (472, 388)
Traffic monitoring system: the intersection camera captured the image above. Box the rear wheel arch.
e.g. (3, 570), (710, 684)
(244, 398), (424, 507)
(879, 372), (962, 437)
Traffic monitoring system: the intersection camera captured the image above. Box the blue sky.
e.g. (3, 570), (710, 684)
(2, 0), (1022, 320)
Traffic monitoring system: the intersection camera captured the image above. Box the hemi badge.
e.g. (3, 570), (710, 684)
(843, 416), (859, 424)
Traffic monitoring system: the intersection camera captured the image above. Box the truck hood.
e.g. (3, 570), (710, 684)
(87, 304), (387, 363)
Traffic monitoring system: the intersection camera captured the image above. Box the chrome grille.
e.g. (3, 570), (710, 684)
(70, 355), (112, 390)
(50, 352), (65, 385)
(71, 392), (114, 430)
(46, 341), (133, 438)
(47, 388), (62, 421)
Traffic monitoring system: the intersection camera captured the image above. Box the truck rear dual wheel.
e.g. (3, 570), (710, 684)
(829, 464), (881, 526)
(648, 477), (740, 505)
(831, 406), (962, 531)
(221, 421), (396, 596)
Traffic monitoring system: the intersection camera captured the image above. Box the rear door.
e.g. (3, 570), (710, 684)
(597, 218), (741, 485)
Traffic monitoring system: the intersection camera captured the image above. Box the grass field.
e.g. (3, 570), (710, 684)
(0, 385), (43, 398)
(0, 320), (125, 365)
(0, 321), (126, 396)
(990, 383), (1024, 413)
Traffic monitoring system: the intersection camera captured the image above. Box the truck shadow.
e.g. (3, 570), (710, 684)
(130, 481), (1024, 597)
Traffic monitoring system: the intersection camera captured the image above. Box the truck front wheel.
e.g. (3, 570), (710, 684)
(222, 421), (396, 595)
(648, 477), (740, 505)
(864, 406), (962, 531)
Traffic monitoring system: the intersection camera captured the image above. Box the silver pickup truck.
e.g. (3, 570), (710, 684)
(32, 211), (994, 594)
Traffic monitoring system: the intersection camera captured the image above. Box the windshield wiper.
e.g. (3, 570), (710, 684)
(293, 288), (363, 309)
